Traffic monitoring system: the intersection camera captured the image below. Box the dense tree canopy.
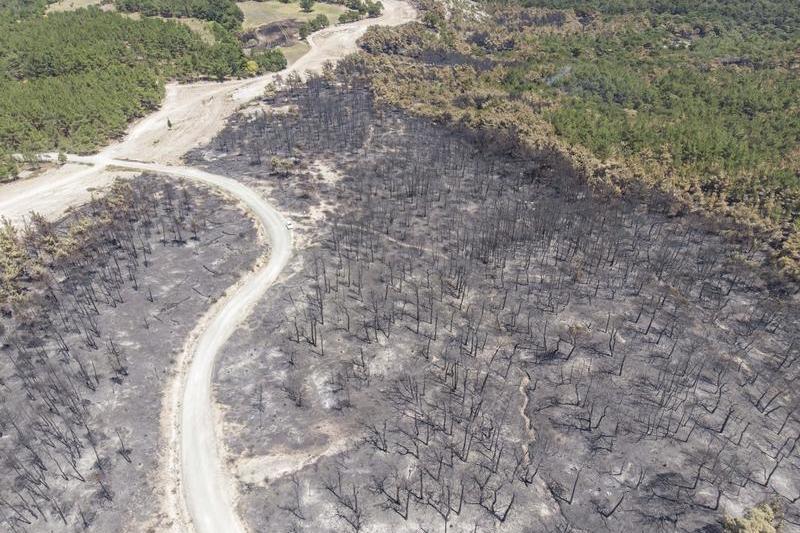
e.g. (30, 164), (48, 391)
(0, 6), (265, 177)
(0, 65), (163, 154)
(0, 8), (229, 79)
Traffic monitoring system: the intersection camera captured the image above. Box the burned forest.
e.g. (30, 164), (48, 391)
(191, 64), (800, 533)
(0, 176), (260, 532)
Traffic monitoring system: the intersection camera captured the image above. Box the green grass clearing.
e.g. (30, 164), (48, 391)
(118, 11), (216, 43)
(237, 0), (345, 30)
(278, 40), (310, 64)
(163, 16), (216, 43)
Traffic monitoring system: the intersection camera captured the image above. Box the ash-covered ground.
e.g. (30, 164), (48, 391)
(0, 175), (260, 532)
(193, 69), (800, 532)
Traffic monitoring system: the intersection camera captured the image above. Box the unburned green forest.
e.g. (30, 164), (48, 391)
(358, 0), (800, 275)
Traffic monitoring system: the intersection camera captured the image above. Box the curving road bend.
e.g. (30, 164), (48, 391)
(0, 3), (416, 532)
(151, 162), (292, 533)
(52, 155), (293, 533)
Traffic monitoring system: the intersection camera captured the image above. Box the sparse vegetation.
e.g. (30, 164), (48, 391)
(279, 40), (310, 64)
(44, 0), (102, 13)
(0, 176), (260, 530)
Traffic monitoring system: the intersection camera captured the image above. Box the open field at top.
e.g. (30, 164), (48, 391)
(43, 0), (235, 44)
(120, 11), (217, 42)
(163, 16), (216, 43)
(44, 0), (104, 13)
(238, 0), (346, 29)
(358, 0), (800, 276)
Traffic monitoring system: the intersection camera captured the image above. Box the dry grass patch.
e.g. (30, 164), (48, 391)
(237, 0), (346, 29)
(279, 40), (310, 64)
(164, 16), (216, 43)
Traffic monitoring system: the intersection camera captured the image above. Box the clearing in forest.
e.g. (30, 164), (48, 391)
(238, 0), (346, 29)
(45, 0), (104, 12)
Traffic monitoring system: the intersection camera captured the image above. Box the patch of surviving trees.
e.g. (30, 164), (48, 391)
(207, 63), (800, 532)
(0, 177), (237, 531)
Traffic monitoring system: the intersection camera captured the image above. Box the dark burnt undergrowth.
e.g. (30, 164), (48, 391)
(191, 64), (800, 532)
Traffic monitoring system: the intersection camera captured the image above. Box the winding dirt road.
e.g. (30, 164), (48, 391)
(0, 2), (416, 532)
(0, 0), (416, 225)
